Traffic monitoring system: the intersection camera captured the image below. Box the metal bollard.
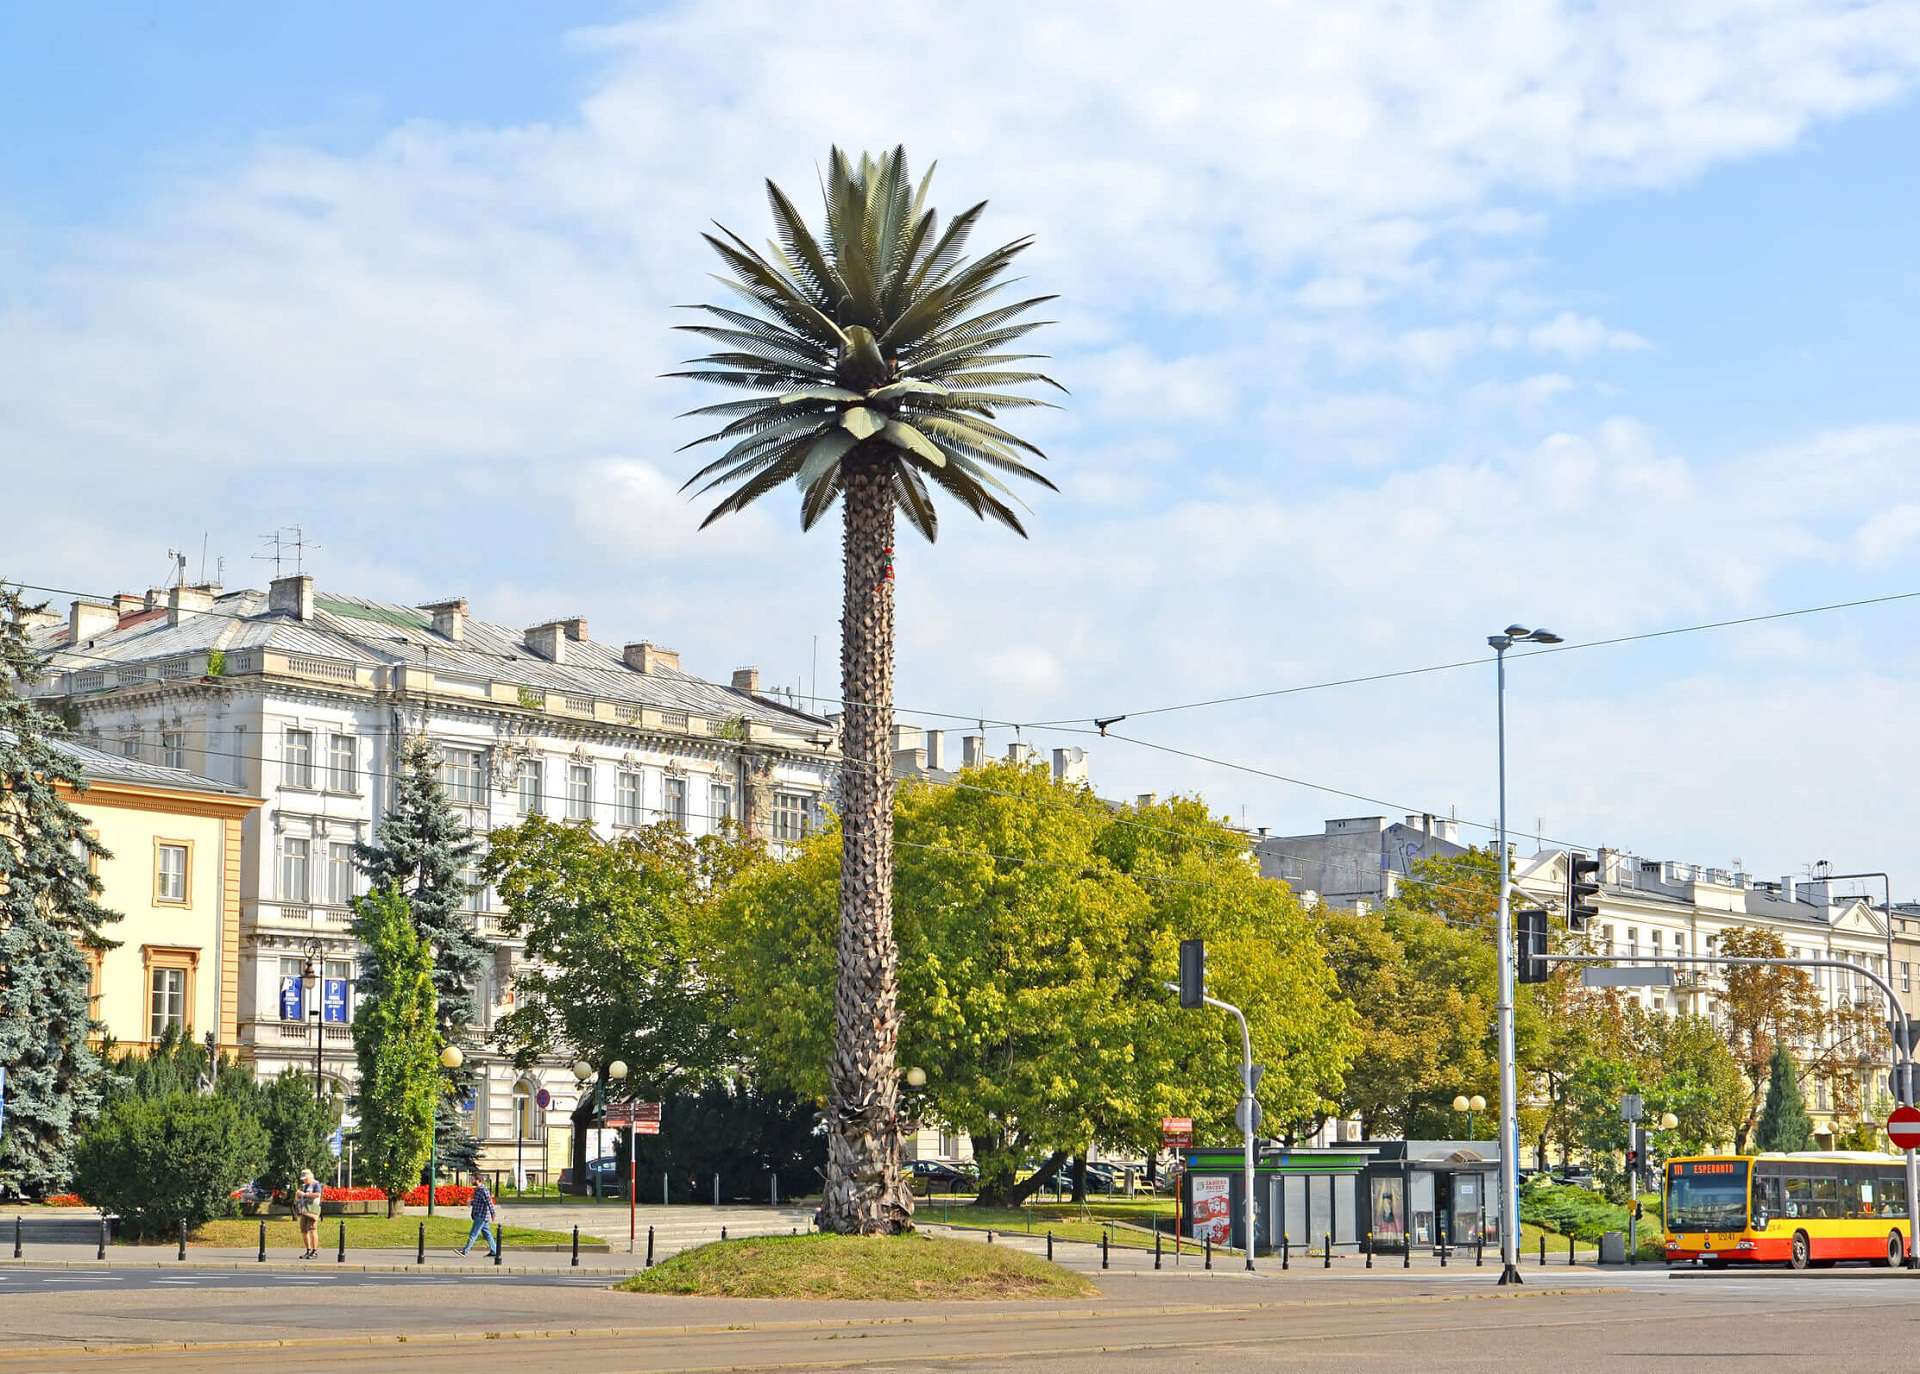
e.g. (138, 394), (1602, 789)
(1402, 1236), (1410, 1269)
(1476, 1234), (1484, 1267)
(1439, 1238), (1447, 1268)
(721, 1226), (728, 1242)
(1365, 1231), (1373, 1269)
(646, 1225), (655, 1268)
(571, 1225), (580, 1268)
(98, 1216), (108, 1260)
(337, 1221), (345, 1264)
(1101, 1231), (1109, 1270)
(1205, 1235), (1212, 1271)
(494, 1223), (503, 1267)
(713, 1173), (720, 1207)
(1539, 1235), (1546, 1266)
(417, 1222), (425, 1265)
(1154, 1224), (1162, 1270)
(1324, 1232), (1331, 1269)
(771, 1174), (778, 1208)
(1281, 1235), (1289, 1270)
(257, 1218), (267, 1263)
(1046, 1231), (1054, 1261)
(1568, 1234), (1575, 1266)
(178, 1219), (187, 1262)
(12, 1216), (20, 1260)
(987, 1229), (994, 1244)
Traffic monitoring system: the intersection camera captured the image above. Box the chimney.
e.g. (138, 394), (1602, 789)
(525, 622), (566, 663)
(144, 587), (167, 610)
(561, 617), (588, 642)
(961, 734), (986, 768)
(69, 598), (118, 642)
(1051, 747), (1089, 785)
(15, 605), (60, 632)
(924, 731), (945, 770)
(623, 641), (680, 675)
(167, 584), (213, 627)
(1780, 875), (1796, 903)
(113, 593), (144, 616)
(891, 724), (924, 754)
(420, 598), (467, 643)
(269, 574), (314, 622)
(1136, 792), (1157, 809)
(731, 666), (761, 694)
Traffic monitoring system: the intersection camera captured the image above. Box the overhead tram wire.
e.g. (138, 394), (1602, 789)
(1020, 586), (1920, 730)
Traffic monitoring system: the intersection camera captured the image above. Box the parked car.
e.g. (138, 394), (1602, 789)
(908, 1159), (974, 1194)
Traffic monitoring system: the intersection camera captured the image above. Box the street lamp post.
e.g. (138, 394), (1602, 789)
(428, 1044), (464, 1218)
(1452, 1094), (1487, 1139)
(1488, 624), (1561, 1286)
(570, 1058), (628, 1202)
(300, 941), (325, 1103)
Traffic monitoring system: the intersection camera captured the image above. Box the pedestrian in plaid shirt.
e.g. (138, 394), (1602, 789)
(459, 1180), (499, 1258)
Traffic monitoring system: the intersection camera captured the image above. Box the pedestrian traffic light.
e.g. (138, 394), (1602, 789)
(1179, 939), (1206, 1009)
(1567, 853), (1601, 930)
(1517, 908), (1549, 984)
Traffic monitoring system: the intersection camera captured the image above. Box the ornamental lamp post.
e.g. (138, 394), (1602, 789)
(571, 1058), (627, 1200)
(300, 940), (326, 1103)
(1453, 1094), (1487, 1139)
(428, 1043), (464, 1217)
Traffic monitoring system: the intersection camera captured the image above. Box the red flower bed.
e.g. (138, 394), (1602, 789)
(401, 1184), (474, 1207)
(323, 1186), (386, 1202)
(43, 1194), (85, 1207)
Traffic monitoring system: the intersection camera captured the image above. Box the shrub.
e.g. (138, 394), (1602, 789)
(255, 1070), (339, 1200)
(72, 1090), (267, 1238)
(1522, 1178), (1664, 1258)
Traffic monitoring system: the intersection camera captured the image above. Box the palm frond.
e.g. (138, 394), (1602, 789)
(892, 463), (939, 541)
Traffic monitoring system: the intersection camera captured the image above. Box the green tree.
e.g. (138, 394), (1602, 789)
(354, 732), (483, 1172)
(483, 816), (757, 1182)
(709, 764), (1351, 1207)
(72, 1091), (267, 1238)
(1636, 1011), (1746, 1159)
(678, 148), (1061, 1233)
(0, 586), (119, 1196)
(350, 886), (440, 1216)
(256, 1070), (340, 1200)
(1754, 1042), (1815, 1152)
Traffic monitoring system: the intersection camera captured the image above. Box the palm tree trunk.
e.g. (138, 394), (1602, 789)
(821, 456), (912, 1234)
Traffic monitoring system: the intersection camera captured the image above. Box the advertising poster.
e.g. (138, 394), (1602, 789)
(1191, 1176), (1233, 1244)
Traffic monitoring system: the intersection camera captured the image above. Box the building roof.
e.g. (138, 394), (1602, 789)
(31, 585), (830, 739)
(22, 731), (244, 796)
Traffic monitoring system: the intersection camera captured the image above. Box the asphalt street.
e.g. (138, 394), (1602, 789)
(0, 1265), (618, 1292)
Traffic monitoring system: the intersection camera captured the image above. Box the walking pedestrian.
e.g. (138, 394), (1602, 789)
(458, 1178), (499, 1258)
(295, 1168), (323, 1259)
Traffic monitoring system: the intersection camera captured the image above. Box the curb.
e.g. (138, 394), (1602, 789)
(0, 1285), (1611, 1363)
(0, 1259), (640, 1276)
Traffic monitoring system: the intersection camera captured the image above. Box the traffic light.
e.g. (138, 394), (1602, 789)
(1517, 908), (1549, 984)
(1179, 939), (1206, 1009)
(1567, 853), (1601, 930)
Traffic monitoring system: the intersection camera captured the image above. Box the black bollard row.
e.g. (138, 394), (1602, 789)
(416, 1221), (425, 1266)
(1539, 1234), (1546, 1266)
(1477, 1235), (1484, 1267)
(337, 1220), (346, 1264)
(1281, 1235), (1289, 1270)
(178, 1219), (187, 1262)
(1046, 1231), (1054, 1262)
(1568, 1234), (1575, 1266)
(97, 1216), (108, 1260)
(1154, 1224), (1162, 1270)
(646, 1225), (655, 1268)
(1365, 1231), (1373, 1269)
(1324, 1232), (1331, 1269)
(257, 1218), (266, 1263)
(12, 1216), (21, 1260)
(494, 1223), (503, 1267)
(571, 1225), (580, 1268)
(1101, 1231), (1109, 1270)
(1205, 1235), (1212, 1271)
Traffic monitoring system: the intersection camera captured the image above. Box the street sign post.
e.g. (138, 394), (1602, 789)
(1890, 1105), (1920, 1152)
(1160, 1116), (1193, 1149)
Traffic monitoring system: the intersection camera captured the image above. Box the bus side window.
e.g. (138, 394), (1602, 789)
(1885, 1171), (1909, 1221)
(1784, 1176), (1810, 1219)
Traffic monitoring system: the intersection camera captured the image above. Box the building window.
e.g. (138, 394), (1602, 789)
(232, 725), (247, 786)
(772, 791), (816, 842)
(710, 782), (733, 827)
(279, 956), (307, 1021)
(160, 730), (185, 771)
(328, 734), (358, 792)
(284, 728), (314, 788)
(441, 746), (486, 805)
(323, 959), (353, 1024)
(120, 733), (142, 760)
(1903, 962), (1911, 993)
(463, 863), (486, 913)
(281, 837), (311, 903)
(513, 1079), (542, 1141)
(324, 842), (356, 906)
(567, 763), (592, 821)
(664, 776), (688, 830)
(149, 967), (186, 1040)
(516, 759), (543, 816)
(616, 769), (642, 826)
(155, 842), (189, 904)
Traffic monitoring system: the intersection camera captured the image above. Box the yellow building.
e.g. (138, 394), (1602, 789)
(53, 737), (261, 1053)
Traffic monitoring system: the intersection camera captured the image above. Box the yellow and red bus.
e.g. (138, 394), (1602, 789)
(1664, 1153), (1911, 1268)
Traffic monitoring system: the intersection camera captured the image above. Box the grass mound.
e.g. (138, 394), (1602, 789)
(618, 1231), (1098, 1301)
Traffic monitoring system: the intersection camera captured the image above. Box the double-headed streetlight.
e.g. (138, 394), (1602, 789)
(427, 1043), (464, 1217)
(1489, 623), (1562, 1286)
(1452, 1094), (1487, 1139)
(571, 1058), (628, 1201)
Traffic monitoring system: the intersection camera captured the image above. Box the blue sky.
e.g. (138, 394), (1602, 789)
(5, 1), (1920, 892)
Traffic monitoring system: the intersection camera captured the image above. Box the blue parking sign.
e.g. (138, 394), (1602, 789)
(279, 976), (304, 1021)
(322, 978), (349, 1024)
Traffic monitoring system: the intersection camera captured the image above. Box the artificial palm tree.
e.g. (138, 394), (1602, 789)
(674, 147), (1061, 1233)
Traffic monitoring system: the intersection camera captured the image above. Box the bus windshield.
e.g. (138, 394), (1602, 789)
(1667, 1160), (1749, 1231)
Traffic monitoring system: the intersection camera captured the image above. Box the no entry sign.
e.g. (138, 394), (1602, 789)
(1890, 1105), (1920, 1151)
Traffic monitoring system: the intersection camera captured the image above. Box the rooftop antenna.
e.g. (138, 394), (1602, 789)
(287, 523), (319, 575)
(198, 533), (209, 584)
(165, 549), (188, 588)
(253, 530), (286, 578)
(253, 525), (322, 579)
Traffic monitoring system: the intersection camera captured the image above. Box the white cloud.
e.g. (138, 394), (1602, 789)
(1858, 502), (1920, 563)
(1526, 311), (1652, 359)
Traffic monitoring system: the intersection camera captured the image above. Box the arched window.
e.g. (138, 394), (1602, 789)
(512, 1078), (542, 1141)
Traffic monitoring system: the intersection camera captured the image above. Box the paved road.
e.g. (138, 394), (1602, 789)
(2, 1265), (1917, 1371)
(0, 1265), (620, 1292)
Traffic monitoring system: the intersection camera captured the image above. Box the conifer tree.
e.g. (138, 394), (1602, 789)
(1754, 1042), (1815, 1152)
(353, 732), (484, 1171)
(350, 885), (440, 1216)
(0, 585), (118, 1195)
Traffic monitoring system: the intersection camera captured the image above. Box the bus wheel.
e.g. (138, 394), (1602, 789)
(1873, 1232), (1904, 1269)
(1789, 1231), (1811, 1270)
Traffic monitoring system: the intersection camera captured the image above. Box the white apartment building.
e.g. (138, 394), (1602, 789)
(26, 574), (837, 1177)
(1517, 849), (1904, 1145)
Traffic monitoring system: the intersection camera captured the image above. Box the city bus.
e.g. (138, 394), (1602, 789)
(1664, 1152), (1911, 1269)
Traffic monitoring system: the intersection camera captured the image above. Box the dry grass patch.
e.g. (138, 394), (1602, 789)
(618, 1232), (1098, 1301)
